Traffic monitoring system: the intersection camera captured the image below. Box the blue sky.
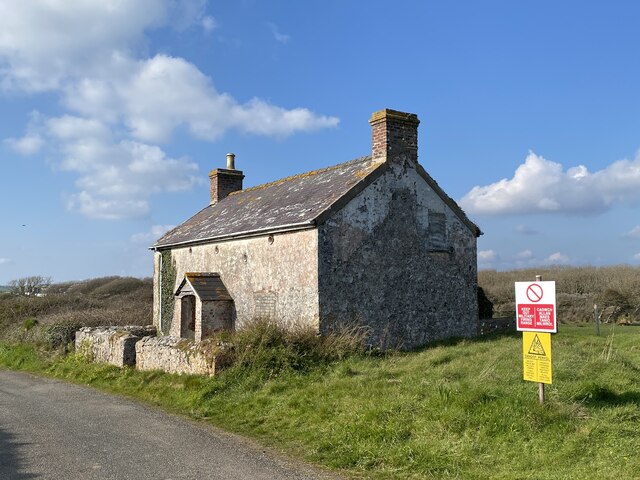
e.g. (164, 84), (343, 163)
(2, 0), (640, 283)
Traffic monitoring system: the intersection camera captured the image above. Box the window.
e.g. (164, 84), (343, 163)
(428, 211), (447, 251)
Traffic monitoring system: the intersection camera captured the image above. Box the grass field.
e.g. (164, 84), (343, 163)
(1, 324), (638, 479)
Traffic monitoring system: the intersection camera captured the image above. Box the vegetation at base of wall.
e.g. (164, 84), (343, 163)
(159, 250), (177, 335)
(217, 319), (369, 377)
(1, 325), (639, 479)
(479, 265), (640, 323)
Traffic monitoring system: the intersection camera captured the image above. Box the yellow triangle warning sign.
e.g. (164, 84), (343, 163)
(528, 334), (546, 356)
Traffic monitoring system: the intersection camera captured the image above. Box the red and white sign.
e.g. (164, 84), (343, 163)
(515, 281), (557, 333)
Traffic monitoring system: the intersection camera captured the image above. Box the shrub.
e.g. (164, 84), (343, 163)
(42, 322), (83, 350)
(478, 266), (640, 323)
(224, 319), (368, 377)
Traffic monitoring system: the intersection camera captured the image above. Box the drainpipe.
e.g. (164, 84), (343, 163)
(158, 250), (163, 334)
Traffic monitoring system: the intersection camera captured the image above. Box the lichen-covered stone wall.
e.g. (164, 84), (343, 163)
(135, 336), (228, 376)
(318, 160), (479, 349)
(153, 229), (319, 334)
(75, 326), (157, 367)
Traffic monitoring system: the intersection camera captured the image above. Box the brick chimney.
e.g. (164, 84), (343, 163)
(369, 109), (420, 164)
(208, 153), (244, 205)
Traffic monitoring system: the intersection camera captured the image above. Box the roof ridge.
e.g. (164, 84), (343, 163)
(229, 155), (372, 196)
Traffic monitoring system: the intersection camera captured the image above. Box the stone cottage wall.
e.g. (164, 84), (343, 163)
(135, 336), (228, 376)
(75, 326), (156, 367)
(318, 161), (479, 350)
(153, 229), (319, 336)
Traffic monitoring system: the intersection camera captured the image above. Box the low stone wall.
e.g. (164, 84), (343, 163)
(479, 316), (515, 336)
(75, 326), (157, 367)
(135, 336), (229, 376)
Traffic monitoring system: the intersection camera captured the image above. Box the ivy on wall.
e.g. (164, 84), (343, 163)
(160, 250), (177, 335)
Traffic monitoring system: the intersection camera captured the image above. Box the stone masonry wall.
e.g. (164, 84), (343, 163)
(135, 336), (228, 376)
(154, 228), (319, 335)
(318, 159), (479, 350)
(75, 326), (156, 367)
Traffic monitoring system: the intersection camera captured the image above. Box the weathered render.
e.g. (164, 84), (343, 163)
(152, 108), (481, 350)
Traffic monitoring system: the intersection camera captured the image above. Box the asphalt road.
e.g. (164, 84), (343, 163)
(0, 370), (339, 480)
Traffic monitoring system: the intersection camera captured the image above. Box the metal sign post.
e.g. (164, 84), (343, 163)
(535, 275), (544, 404)
(516, 274), (556, 405)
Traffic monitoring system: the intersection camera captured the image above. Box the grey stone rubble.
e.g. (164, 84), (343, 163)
(75, 325), (157, 367)
(75, 326), (227, 376)
(135, 335), (228, 376)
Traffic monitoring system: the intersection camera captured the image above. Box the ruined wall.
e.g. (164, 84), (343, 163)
(318, 160), (478, 349)
(135, 336), (228, 376)
(75, 326), (157, 367)
(154, 229), (319, 334)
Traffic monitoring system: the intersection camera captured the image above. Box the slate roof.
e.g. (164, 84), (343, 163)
(153, 156), (480, 249)
(175, 273), (232, 301)
(153, 156), (384, 248)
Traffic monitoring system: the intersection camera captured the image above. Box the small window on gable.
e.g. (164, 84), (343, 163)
(428, 211), (447, 251)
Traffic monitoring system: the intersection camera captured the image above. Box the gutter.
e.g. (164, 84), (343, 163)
(148, 221), (316, 251)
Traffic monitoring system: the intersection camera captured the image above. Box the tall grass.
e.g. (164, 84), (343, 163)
(2, 325), (639, 479)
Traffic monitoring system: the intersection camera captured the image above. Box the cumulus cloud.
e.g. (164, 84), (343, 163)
(517, 249), (534, 260)
(545, 252), (569, 265)
(131, 225), (176, 244)
(62, 55), (337, 143)
(460, 151), (640, 216)
(0, 258), (10, 265)
(0, 1), (338, 219)
(4, 134), (44, 155)
(634, 253), (640, 261)
(478, 250), (498, 262)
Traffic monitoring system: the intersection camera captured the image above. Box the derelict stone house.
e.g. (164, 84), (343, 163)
(152, 109), (481, 349)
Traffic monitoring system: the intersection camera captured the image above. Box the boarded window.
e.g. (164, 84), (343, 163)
(428, 211), (447, 251)
(254, 291), (277, 320)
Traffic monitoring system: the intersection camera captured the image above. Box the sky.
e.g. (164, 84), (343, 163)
(2, 0), (640, 284)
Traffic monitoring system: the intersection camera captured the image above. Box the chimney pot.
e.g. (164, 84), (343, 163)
(226, 152), (236, 170)
(208, 154), (244, 205)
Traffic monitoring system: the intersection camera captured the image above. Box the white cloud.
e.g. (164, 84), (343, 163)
(4, 134), (44, 155)
(0, 2), (338, 219)
(624, 226), (640, 239)
(517, 249), (534, 260)
(460, 151), (640, 216)
(131, 225), (176, 244)
(478, 250), (498, 263)
(62, 55), (338, 143)
(267, 22), (291, 44)
(0, 258), (10, 265)
(545, 252), (569, 265)
(478, 249), (500, 270)
(201, 16), (217, 33)
(0, 0), (168, 91)
(633, 253), (640, 261)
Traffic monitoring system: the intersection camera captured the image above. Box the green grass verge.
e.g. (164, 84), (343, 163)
(1, 325), (639, 479)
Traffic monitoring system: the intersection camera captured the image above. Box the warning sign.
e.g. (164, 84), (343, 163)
(523, 332), (552, 384)
(515, 281), (557, 332)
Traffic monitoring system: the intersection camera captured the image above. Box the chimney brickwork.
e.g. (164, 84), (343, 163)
(369, 109), (420, 164)
(209, 154), (244, 204)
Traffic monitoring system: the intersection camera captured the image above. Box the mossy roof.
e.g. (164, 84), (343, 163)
(153, 155), (480, 249)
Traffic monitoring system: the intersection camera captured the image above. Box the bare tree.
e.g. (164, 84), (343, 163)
(8, 276), (52, 296)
